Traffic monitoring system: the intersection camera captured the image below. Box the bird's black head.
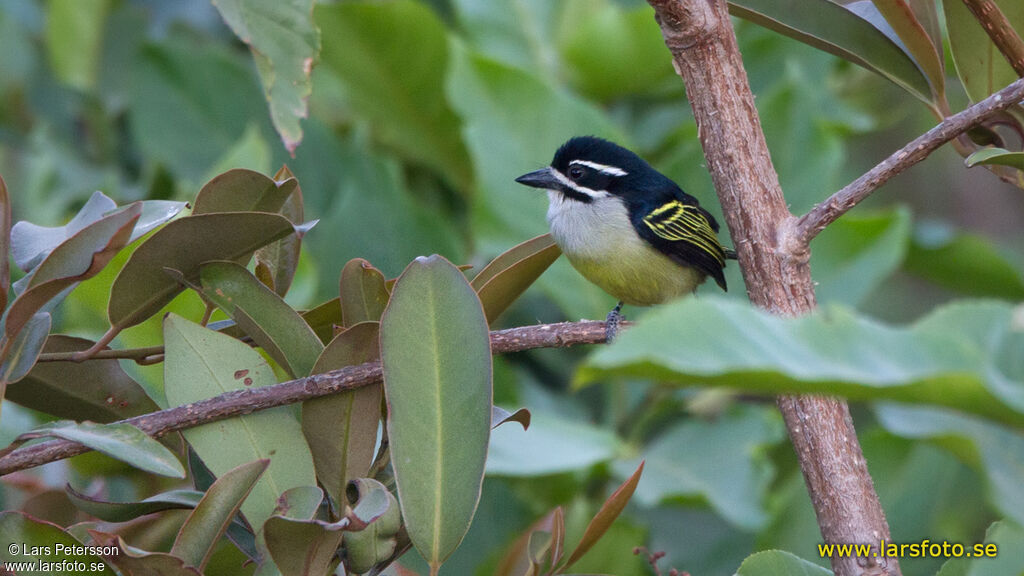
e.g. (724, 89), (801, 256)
(515, 136), (659, 203)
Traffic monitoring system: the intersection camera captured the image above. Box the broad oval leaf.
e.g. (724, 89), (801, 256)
(212, 0), (319, 153)
(340, 258), (390, 327)
(487, 411), (620, 476)
(302, 321), (382, 509)
(171, 459), (269, 571)
(11, 190), (116, 272)
(200, 260), (323, 378)
(108, 212), (295, 329)
(5, 202), (141, 341)
(18, 420), (184, 477)
(192, 168), (298, 215)
(472, 234), (561, 324)
(11, 335), (159, 422)
(729, 0), (933, 102)
(904, 223), (1024, 300)
(380, 255), (492, 573)
(582, 297), (1024, 427)
(163, 313), (317, 531)
(0, 512), (115, 575)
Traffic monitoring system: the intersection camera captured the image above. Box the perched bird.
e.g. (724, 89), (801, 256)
(515, 136), (737, 339)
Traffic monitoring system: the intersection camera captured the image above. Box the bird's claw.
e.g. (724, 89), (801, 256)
(605, 302), (624, 343)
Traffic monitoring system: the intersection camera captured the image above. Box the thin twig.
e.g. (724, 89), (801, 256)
(790, 77), (1024, 250)
(962, 0), (1024, 76)
(0, 320), (615, 476)
(36, 346), (166, 363)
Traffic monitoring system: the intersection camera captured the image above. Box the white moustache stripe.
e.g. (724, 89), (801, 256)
(551, 168), (609, 199)
(569, 159), (628, 176)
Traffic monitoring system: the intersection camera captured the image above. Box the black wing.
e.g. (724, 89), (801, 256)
(635, 199), (729, 291)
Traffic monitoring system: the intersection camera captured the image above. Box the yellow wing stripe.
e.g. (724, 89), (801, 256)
(643, 201), (726, 265)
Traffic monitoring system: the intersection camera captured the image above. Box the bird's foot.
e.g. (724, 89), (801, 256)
(605, 302), (624, 343)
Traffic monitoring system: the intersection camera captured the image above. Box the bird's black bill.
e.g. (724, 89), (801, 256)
(515, 168), (560, 190)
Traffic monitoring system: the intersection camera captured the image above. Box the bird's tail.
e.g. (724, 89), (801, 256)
(725, 248), (738, 260)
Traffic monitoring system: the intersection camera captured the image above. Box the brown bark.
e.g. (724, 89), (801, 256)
(0, 320), (611, 476)
(646, 1), (897, 574)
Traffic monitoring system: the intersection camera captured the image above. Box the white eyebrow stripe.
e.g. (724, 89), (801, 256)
(551, 168), (609, 199)
(570, 159), (628, 176)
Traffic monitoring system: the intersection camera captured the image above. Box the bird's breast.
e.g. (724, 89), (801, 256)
(545, 191), (706, 305)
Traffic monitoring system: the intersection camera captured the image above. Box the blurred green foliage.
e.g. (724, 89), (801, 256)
(1, 0), (1023, 575)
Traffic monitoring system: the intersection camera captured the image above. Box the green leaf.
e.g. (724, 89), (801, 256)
(487, 411), (621, 476)
(213, 0), (319, 153)
(904, 223), (1024, 300)
(192, 168), (298, 215)
(735, 550), (832, 576)
(581, 297), (1024, 427)
(264, 515), (344, 576)
(340, 258), (390, 328)
(172, 459), (269, 571)
(66, 486), (204, 522)
(10, 335), (160, 422)
(729, 0), (932, 102)
(164, 314), (317, 532)
(619, 406), (784, 530)
(301, 297), (342, 343)
(255, 165), (306, 298)
(966, 147), (1024, 170)
(5, 202), (141, 341)
(811, 207), (911, 306)
(558, 0), (676, 101)
(89, 531), (201, 576)
(129, 39), (270, 183)
(200, 260), (323, 378)
(19, 420), (185, 477)
(876, 404), (1024, 527)
(380, 255), (492, 573)
(560, 460), (644, 571)
(11, 191), (117, 272)
(450, 0), (560, 78)
(871, 0), (944, 96)
(108, 212), (295, 329)
(342, 480), (402, 573)
(315, 1), (470, 188)
(302, 321), (382, 509)
(446, 43), (622, 244)
(45, 0), (111, 92)
(0, 512), (115, 575)
(0, 175), (9, 312)
(472, 233), (561, 324)
(934, 521), (1024, 576)
(944, 0), (1024, 102)
(0, 312), (51, 388)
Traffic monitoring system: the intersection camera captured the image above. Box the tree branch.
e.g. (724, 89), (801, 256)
(646, 1), (898, 574)
(0, 321), (613, 477)
(962, 0), (1024, 76)
(789, 77), (1024, 250)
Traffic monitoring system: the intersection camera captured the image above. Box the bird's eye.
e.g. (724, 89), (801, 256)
(569, 166), (584, 180)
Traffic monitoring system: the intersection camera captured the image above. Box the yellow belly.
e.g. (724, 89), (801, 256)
(565, 247), (706, 306)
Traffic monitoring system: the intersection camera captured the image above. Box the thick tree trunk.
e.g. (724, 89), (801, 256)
(646, 1), (898, 574)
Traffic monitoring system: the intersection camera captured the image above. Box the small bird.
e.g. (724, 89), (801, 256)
(515, 136), (737, 339)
